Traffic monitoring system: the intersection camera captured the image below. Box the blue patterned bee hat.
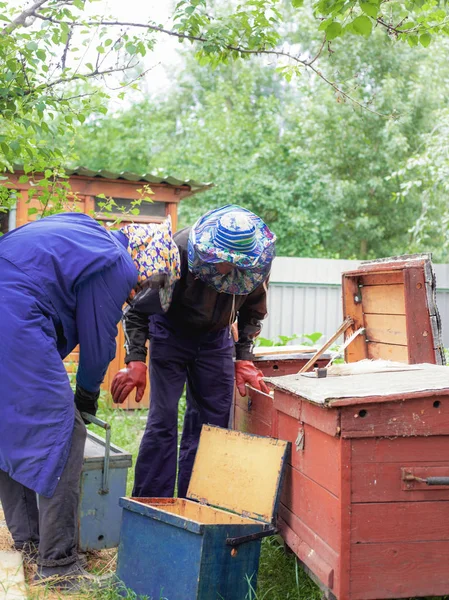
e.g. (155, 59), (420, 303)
(188, 205), (276, 294)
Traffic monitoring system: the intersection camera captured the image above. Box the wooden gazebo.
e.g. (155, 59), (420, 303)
(2, 166), (212, 409)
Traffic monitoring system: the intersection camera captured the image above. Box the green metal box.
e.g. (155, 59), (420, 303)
(79, 415), (132, 551)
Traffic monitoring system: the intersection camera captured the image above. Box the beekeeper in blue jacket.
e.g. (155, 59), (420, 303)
(0, 212), (179, 591)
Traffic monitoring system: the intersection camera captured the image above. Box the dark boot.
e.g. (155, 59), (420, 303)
(14, 540), (39, 564)
(33, 560), (114, 593)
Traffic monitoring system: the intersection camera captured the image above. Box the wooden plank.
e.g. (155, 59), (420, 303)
(234, 406), (272, 437)
(188, 425), (288, 523)
(166, 202), (178, 231)
(352, 461), (449, 503)
(331, 389), (449, 408)
(273, 390), (302, 421)
(366, 340), (408, 362)
(235, 389), (273, 427)
(84, 194), (95, 216)
(301, 401), (340, 437)
(351, 435), (449, 464)
(276, 412), (341, 497)
(342, 275), (368, 363)
(404, 266), (437, 364)
(278, 505), (339, 575)
(281, 465), (340, 552)
(364, 313), (407, 345)
(273, 391), (340, 437)
(277, 516), (335, 591)
(341, 396), (449, 438)
(344, 258), (427, 277)
(257, 358), (328, 378)
(351, 541), (449, 599)
(298, 317), (354, 374)
(360, 271), (404, 286)
(352, 500), (449, 543)
(362, 283), (405, 315)
(7, 172), (191, 201)
(338, 438), (352, 600)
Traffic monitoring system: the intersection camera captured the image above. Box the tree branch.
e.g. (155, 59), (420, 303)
(60, 26), (73, 70)
(29, 14), (389, 116)
(2, 0), (52, 34)
(24, 64), (137, 96)
(308, 36), (327, 66)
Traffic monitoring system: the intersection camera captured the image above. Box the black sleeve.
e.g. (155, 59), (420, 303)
(122, 300), (151, 364)
(74, 384), (100, 424)
(235, 277), (269, 360)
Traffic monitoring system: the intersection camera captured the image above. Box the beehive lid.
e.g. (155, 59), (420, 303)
(253, 345), (332, 362)
(266, 362), (449, 407)
(187, 425), (289, 523)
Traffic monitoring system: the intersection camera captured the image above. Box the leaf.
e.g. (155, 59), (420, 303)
(326, 21), (342, 40)
(302, 332), (324, 344)
(36, 49), (46, 61)
(352, 15), (373, 36)
(360, 2), (378, 18)
(420, 32), (431, 47)
(19, 175), (29, 183)
(26, 41), (39, 51)
(318, 18), (333, 31)
(28, 207), (38, 216)
(292, 0), (304, 7)
(125, 42), (137, 55)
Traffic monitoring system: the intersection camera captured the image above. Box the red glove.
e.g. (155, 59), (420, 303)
(235, 360), (270, 397)
(111, 361), (147, 404)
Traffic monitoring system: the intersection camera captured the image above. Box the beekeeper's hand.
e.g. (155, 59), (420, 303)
(74, 385), (100, 424)
(235, 360), (270, 397)
(111, 361), (147, 404)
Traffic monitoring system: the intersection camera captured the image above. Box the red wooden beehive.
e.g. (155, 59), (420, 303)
(235, 254), (449, 600)
(267, 364), (449, 600)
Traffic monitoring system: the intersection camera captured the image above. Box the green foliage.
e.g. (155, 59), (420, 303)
(3, 0), (449, 257)
(58, 19), (449, 259)
(0, 0), (153, 211)
(256, 333), (326, 347)
(389, 108), (449, 262)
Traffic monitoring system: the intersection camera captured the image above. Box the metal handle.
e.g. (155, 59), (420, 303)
(404, 473), (449, 486)
(226, 526), (277, 547)
(81, 412), (111, 495)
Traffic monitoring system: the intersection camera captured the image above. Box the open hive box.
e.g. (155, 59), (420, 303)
(116, 425), (289, 600)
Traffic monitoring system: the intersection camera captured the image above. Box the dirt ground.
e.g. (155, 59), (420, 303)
(0, 507), (117, 599)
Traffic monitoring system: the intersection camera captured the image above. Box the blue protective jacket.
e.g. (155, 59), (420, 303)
(0, 213), (137, 497)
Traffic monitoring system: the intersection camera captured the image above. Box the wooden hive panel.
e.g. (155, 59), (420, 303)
(342, 254), (446, 365)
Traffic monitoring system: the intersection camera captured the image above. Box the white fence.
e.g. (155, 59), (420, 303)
(263, 257), (449, 347)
